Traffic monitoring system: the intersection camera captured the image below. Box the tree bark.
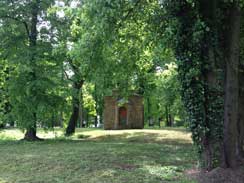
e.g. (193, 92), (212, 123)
(86, 111), (89, 128)
(238, 65), (244, 159)
(165, 106), (172, 127)
(222, 2), (241, 168)
(99, 108), (103, 124)
(147, 97), (152, 126)
(65, 80), (84, 136)
(24, 126), (42, 141)
(169, 114), (173, 126)
(24, 128), (36, 140)
(237, 9), (244, 161)
(59, 111), (64, 128)
(199, 0), (214, 170)
(165, 106), (169, 126)
(94, 116), (98, 127)
(94, 84), (98, 127)
(78, 88), (84, 128)
(24, 112), (42, 141)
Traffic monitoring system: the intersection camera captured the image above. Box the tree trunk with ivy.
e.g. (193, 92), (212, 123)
(199, 0), (225, 170)
(166, 0), (225, 170)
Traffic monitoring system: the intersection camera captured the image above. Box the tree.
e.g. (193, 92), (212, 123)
(0, 0), (62, 140)
(222, 1), (241, 168)
(238, 10), (244, 159)
(164, 0), (243, 169)
(155, 63), (184, 127)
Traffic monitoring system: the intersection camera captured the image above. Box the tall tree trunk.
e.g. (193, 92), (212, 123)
(99, 108), (103, 124)
(147, 97), (151, 126)
(24, 0), (40, 141)
(59, 111), (63, 128)
(94, 116), (98, 127)
(65, 80), (84, 136)
(156, 103), (161, 128)
(237, 9), (244, 160)
(202, 48), (219, 169)
(86, 111), (89, 128)
(168, 106), (173, 127)
(238, 65), (244, 159)
(165, 106), (169, 126)
(169, 113), (173, 127)
(165, 106), (172, 127)
(200, 0), (219, 170)
(94, 84), (98, 127)
(222, 2), (241, 168)
(78, 88), (84, 128)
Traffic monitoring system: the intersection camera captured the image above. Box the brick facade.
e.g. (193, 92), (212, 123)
(103, 93), (144, 130)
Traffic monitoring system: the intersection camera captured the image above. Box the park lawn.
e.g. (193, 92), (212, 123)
(0, 128), (197, 183)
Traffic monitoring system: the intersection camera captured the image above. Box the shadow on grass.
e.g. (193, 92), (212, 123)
(0, 131), (192, 147)
(145, 126), (191, 132)
(87, 132), (192, 146)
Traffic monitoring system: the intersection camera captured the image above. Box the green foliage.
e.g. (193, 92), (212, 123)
(156, 63), (186, 123)
(0, 0), (189, 135)
(0, 0), (64, 132)
(83, 83), (96, 117)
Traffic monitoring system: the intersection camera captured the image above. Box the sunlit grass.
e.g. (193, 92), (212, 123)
(0, 128), (197, 183)
(0, 128), (63, 140)
(76, 128), (192, 141)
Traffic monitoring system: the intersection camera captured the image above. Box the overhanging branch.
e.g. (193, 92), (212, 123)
(0, 15), (30, 38)
(64, 70), (75, 82)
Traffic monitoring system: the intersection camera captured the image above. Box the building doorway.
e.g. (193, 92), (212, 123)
(119, 107), (127, 126)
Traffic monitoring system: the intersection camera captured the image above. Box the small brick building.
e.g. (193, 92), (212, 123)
(103, 91), (144, 130)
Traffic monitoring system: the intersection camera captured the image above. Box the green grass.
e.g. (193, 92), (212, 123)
(0, 128), (197, 183)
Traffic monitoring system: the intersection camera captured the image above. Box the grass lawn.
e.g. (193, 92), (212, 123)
(0, 128), (197, 183)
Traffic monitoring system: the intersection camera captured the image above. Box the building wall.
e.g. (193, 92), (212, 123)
(128, 96), (144, 129)
(103, 96), (116, 130)
(104, 94), (144, 130)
